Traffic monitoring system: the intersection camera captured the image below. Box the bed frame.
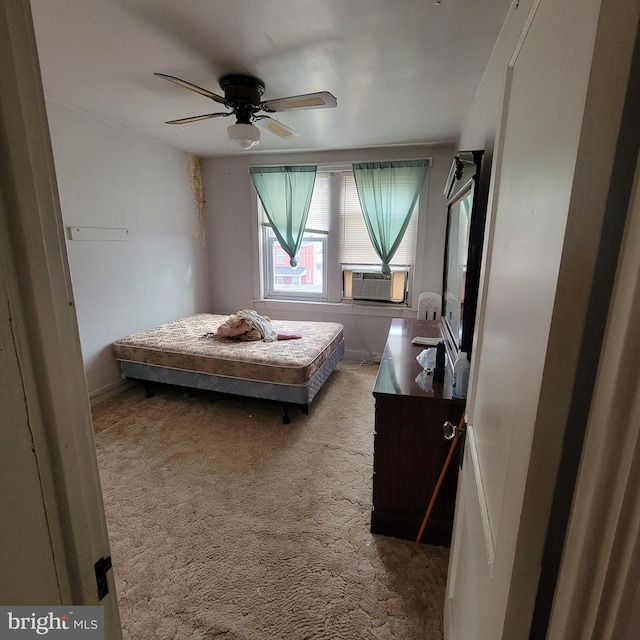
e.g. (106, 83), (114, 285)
(113, 314), (345, 423)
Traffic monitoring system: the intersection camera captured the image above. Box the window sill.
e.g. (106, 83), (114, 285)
(254, 298), (418, 318)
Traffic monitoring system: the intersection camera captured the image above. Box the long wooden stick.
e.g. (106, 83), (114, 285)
(411, 413), (466, 556)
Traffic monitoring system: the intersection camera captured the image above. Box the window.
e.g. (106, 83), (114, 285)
(264, 230), (326, 295)
(259, 166), (421, 302)
(338, 172), (416, 266)
(260, 171), (330, 299)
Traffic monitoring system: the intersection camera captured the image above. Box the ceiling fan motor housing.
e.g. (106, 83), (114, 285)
(220, 74), (265, 123)
(219, 74), (265, 102)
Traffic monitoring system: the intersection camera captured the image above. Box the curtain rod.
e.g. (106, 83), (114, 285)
(248, 157), (433, 172)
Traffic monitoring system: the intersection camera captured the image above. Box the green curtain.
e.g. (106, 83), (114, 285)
(250, 166), (317, 266)
(352, 160), (429, 273)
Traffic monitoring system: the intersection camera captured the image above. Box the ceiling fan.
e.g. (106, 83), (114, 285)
(154, 72), (337, 149)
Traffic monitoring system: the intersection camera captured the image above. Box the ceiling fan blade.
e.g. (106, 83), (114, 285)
(165, 112), (230, 125)
(154, 73), (227, 105)
(261, 91), (337, 112)
(255, 115), (300, 139)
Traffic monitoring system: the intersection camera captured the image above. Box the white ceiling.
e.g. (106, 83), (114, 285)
(29, 0), (512, 157)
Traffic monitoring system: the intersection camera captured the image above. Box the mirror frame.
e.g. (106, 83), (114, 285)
(441, 150), (486, 357)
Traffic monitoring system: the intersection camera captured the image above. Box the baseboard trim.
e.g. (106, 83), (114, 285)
(344, 349), (382, 362)
(89, 378), (136, 407)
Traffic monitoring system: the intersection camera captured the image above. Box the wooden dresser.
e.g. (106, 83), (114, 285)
(371, 318), (464, 547)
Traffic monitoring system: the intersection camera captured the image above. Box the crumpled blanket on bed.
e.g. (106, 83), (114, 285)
(211, 309), (304, 342)
(212, 309), (276, 341)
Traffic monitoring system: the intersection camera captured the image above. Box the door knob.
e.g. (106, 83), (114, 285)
(443, 419), (466, 440)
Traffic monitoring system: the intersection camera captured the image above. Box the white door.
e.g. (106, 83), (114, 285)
(0, 2), (121, 637)
(444, 0), (638, 637)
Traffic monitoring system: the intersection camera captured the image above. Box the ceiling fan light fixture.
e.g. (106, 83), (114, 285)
(227, 122), (260, 149)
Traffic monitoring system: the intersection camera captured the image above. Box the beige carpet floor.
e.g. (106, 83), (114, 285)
(92, 363), (449, 639)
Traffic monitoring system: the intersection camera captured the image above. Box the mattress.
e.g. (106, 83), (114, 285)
(112, 313), (344, 386)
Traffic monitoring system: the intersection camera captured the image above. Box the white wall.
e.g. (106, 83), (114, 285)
(46, 102), (211, 396)
(202, 144), (455, 359)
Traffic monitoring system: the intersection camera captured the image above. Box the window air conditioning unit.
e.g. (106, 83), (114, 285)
(350, 271), (406, 302)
